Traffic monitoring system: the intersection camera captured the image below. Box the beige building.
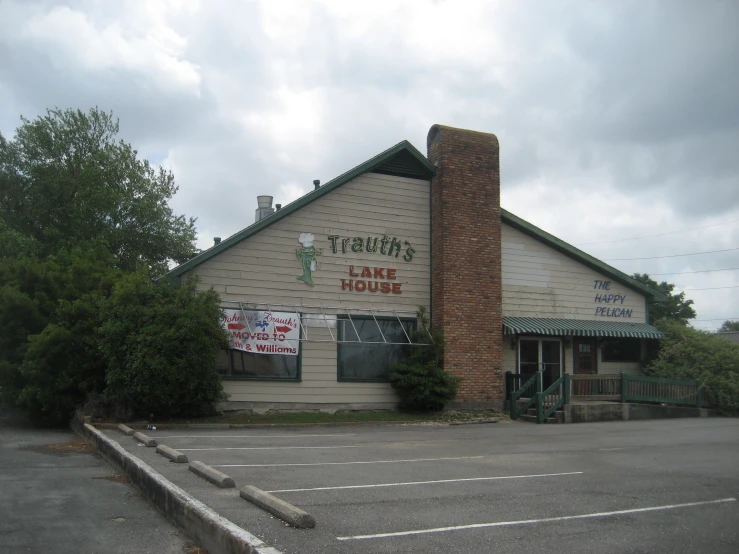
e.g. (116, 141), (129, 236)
(165, 127), (664, 411)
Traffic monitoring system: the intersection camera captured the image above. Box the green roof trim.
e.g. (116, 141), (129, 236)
(501, 209), (667, 302)
(164, 137), (666, 305)
(163, 140), (435, 283)
(503, 316), (664, 339)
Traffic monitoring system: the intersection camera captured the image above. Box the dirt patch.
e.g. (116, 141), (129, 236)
(23, 438), (96, 456)
(184, 544), (210, 554)
(93, 472), (130, 484)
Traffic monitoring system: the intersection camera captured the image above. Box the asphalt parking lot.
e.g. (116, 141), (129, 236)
(0, 405), (192, 554)
(104, 418), (739, 554)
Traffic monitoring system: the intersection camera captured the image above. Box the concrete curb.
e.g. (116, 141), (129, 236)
(94, 420), (442, 430)
(71, 415), (282, 554)
(156, 444), (188, 463)
(117, 423), (134, 436)
(133, 431), (157, 447)
(240, 485), (316, 529)
(189, 461), (236, 488)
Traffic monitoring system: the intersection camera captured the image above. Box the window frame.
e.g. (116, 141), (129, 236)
(218, 317), (302, 382)
(336, 315), (416, 383)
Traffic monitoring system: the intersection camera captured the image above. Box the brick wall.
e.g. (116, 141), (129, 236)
(427, 125), (503, 406)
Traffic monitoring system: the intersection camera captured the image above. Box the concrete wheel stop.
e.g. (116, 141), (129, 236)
(189, 461), (236, 488)
(240, 485), (316, 529)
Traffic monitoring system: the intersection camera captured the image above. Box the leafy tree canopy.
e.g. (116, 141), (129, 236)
(0, 107), (197, 276)
(0, 246), (119, 424)
(631, 273), (696, 325)
(718, 320), (739, 332)
(646, 319), (739, 415)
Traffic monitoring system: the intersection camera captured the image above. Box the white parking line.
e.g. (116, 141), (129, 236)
(150, 434), (357, 439)
(336, 498), (737, 541)
(269, 471), (583, 493)
(178, 445), (367, 451)
(214, 455), (486, 468)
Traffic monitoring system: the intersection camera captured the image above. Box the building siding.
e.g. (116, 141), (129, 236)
(184, 172), (430, 406)
(502, 223), (647, 323)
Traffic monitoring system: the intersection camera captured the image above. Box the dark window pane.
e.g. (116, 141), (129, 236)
(216, 350), (231, 375)
(601, 339), (641, 363)
(519, 340), (539, 374)
(338, 318), (414, 381)
(577, 343), (594, 371)
(228, 350), (299, 379)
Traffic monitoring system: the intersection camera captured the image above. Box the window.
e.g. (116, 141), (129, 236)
(337, 317), (415, 382)
(216, 349), (300, 380)
(601, 338), (641, 363)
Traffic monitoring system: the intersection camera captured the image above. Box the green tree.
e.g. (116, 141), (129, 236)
(0, 216), (38, 258)
(645, 319), (739, 415)
(0, 247), (119, 424)
(100, 274), (228, 420)
(632, 273), (696, 325)
(718, 320), (739, 332)
(0, 107), (196, 276)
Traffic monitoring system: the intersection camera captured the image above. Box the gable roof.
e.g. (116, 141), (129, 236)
(164, 140), (666, 302)
(164, 140), (435, 283)
(501, 209), (667, 302)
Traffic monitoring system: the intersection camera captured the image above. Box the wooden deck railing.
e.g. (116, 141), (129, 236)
(570, 374), (622, 401)
(538, 374), (570, 423)
(623, 374), (702, 407)
(505, 372), (537, 400)
(504, 371), (704, 423)
(509, 373), (539, 420)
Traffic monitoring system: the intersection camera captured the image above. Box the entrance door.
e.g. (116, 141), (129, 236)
(518, 338), (562, 392)
(573, 338), (597, 374)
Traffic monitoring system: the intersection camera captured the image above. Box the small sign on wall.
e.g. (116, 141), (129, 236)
(222, 309), (300, 355)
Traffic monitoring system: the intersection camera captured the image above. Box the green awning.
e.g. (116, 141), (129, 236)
(502, 317), (663, 339)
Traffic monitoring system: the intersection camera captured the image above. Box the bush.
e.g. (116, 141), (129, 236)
(645, 319), (739, 415)
(100, 274), (229, 420)
(0, 248), (117, 424)
(389, 308), (461, 411)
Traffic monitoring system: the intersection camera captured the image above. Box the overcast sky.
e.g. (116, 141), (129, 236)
(1, 0), (737, 329)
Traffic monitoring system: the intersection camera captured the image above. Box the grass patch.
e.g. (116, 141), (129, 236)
(169, 409), (505, 426)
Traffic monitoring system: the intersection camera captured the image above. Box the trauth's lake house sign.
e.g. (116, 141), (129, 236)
(294, 232), (415, 293)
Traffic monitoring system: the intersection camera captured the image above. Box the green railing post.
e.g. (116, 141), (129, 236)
(563, 373), (570, 405)
(510, 394), (517, 420)
(620, 371), (628, 403)
(536, 371), (542, 394)
(536, 392), (544, 424)
(696, 386), (703, 409)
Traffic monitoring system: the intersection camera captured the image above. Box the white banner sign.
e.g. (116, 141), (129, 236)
(222, 309), (300, 355)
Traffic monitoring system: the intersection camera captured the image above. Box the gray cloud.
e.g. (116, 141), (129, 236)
(0, 0), (737, 328)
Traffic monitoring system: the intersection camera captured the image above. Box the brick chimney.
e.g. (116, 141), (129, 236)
(427, 125), (503, 407)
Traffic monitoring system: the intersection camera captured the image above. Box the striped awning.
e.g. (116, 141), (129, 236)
(502, 317), (663, 339)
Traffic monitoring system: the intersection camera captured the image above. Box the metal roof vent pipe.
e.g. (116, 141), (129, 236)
(255, 195), (275, 222)
(213, 237), (221, 245)
(275, 204), (281, 211)
(313, 180), (320, 190)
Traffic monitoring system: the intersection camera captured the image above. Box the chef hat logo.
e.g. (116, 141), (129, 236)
(298, 233), (315, 247)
